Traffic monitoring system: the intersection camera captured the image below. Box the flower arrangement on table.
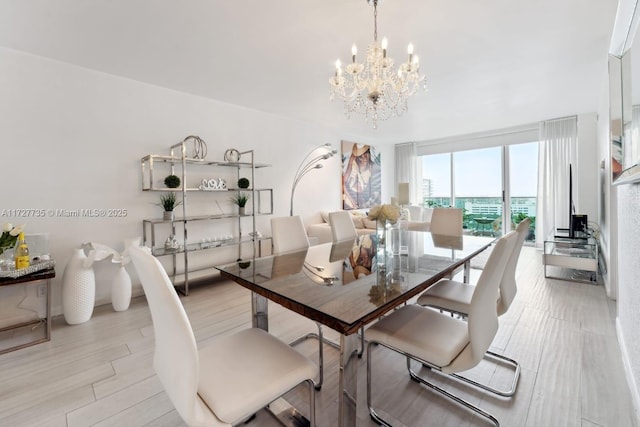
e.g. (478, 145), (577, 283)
(368, 282), (403, 306)
(0, 223), (25, 255)
(367, 204), (401, 224)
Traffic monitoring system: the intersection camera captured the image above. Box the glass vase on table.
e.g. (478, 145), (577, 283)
(375, 219), (401, 281)
(0, 247), (15, 271)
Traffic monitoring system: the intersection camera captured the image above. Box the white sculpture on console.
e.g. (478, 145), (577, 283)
(62, 239), (140, 323)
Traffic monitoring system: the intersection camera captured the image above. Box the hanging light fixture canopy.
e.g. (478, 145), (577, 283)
(329, 0), (426, 129)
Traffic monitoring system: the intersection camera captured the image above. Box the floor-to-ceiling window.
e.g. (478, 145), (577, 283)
(454, 147), (503, 236)
(508, 142), (538, 242)
(422, 153), (451, 207)
(417, 126), (538, 243)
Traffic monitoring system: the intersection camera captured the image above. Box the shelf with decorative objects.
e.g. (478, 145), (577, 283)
(140, 137), (272, 295)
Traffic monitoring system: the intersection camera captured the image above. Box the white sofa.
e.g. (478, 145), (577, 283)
(306, 211), (375, 244)
(306, 208), (432, 245)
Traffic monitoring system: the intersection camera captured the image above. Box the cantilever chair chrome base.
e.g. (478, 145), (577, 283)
(451, 350), (520, 397)
(421, 307), (521, 397)
(289, 323), (340, 390)
(367, 345), (500, 427)
(407, 356), (500, 427)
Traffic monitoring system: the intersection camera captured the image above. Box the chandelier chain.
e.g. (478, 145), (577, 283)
(373, 1), (378, 42)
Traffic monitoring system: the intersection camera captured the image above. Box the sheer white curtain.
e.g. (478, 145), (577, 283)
(395, 142), (420, 204)
(536, 116), (577, 247)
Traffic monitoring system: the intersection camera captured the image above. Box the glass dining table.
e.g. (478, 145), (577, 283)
(215, 230), (494, 427)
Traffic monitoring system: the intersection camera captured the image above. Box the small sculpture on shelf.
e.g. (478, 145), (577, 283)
(183, 135), (207, 159)
(164, 235), (180, 251)
(199, 178), (227, 191)
(224, 148), (240, 162)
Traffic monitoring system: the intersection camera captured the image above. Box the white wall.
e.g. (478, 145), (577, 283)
(0, 47), (393, 321)
(597, 23), (640, 417)
(597, 57), (617, 299)
(576, 112), (599, 220)
(617, 184), (640, 418)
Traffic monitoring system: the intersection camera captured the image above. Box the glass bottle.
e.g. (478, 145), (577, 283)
(14, 232), (30, 269)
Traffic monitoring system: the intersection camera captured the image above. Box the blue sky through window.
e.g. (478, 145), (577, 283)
(422, 142), (538, 198)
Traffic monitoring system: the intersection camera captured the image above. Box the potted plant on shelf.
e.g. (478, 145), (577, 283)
(158, 193), (182, 220)
(230, 192), (249, 216)
(164, 174), (181, 188)
(237, 177), (250, 189)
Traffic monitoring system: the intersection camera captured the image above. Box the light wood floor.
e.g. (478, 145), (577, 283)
(0, 247), (636, 427)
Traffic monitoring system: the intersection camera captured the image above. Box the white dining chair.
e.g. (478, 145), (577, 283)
(329, 211), (357, 242)
(429, 207), (464, 279)
(415, 218), (530, 396)
(328, 210), (368, 356)
(271, 215), (310, 254)
(429, 207), (463, 236)
(271, 215), (333, 389)
(406, 205), (423, 222)
(129, 245), (317, 427)
(365, 231), (517, 427)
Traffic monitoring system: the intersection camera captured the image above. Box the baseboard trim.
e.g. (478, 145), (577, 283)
(616, 316), (640, 425)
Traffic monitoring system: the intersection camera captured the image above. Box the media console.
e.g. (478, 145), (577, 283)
(543, 228), (598, 284)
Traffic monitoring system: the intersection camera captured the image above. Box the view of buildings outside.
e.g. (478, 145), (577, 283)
(421, 143), (537, 242)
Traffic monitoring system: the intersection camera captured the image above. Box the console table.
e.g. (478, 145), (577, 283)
(543, 230), (598, 283)
(0, 268), (55, 354)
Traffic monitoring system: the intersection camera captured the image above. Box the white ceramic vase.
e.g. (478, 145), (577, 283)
(111, 265), (132, 311)
(62, 248), (96, 325)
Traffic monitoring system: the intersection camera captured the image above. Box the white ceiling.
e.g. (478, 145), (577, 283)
(0, 0), (619, 144)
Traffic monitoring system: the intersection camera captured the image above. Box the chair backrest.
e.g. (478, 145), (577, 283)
(329, 211), (357, 242)
(271, 216), (310, 255)
(447, 231), (517, 373)
(429, 208), (463, 236)
(406, 205), (423, 222)
(129, 246), (211, 425)
(422, 207), (434, 223)
(497, 218), (530, 315)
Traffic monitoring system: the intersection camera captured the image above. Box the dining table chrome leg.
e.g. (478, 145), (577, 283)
(339, 333), (359, 427)
(251, 291), (269, 330)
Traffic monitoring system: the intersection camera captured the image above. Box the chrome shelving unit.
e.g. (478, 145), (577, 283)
(141, 140), (272, 295)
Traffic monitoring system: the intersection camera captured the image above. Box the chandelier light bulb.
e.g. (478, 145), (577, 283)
(407, 43), (414, 55)
(381, 37), (388, 58)
(407, 43), (414, 64)
(352, 44), (358, 63)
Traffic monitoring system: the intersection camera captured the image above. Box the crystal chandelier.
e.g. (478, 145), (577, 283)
(329, 0), (426, 129)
